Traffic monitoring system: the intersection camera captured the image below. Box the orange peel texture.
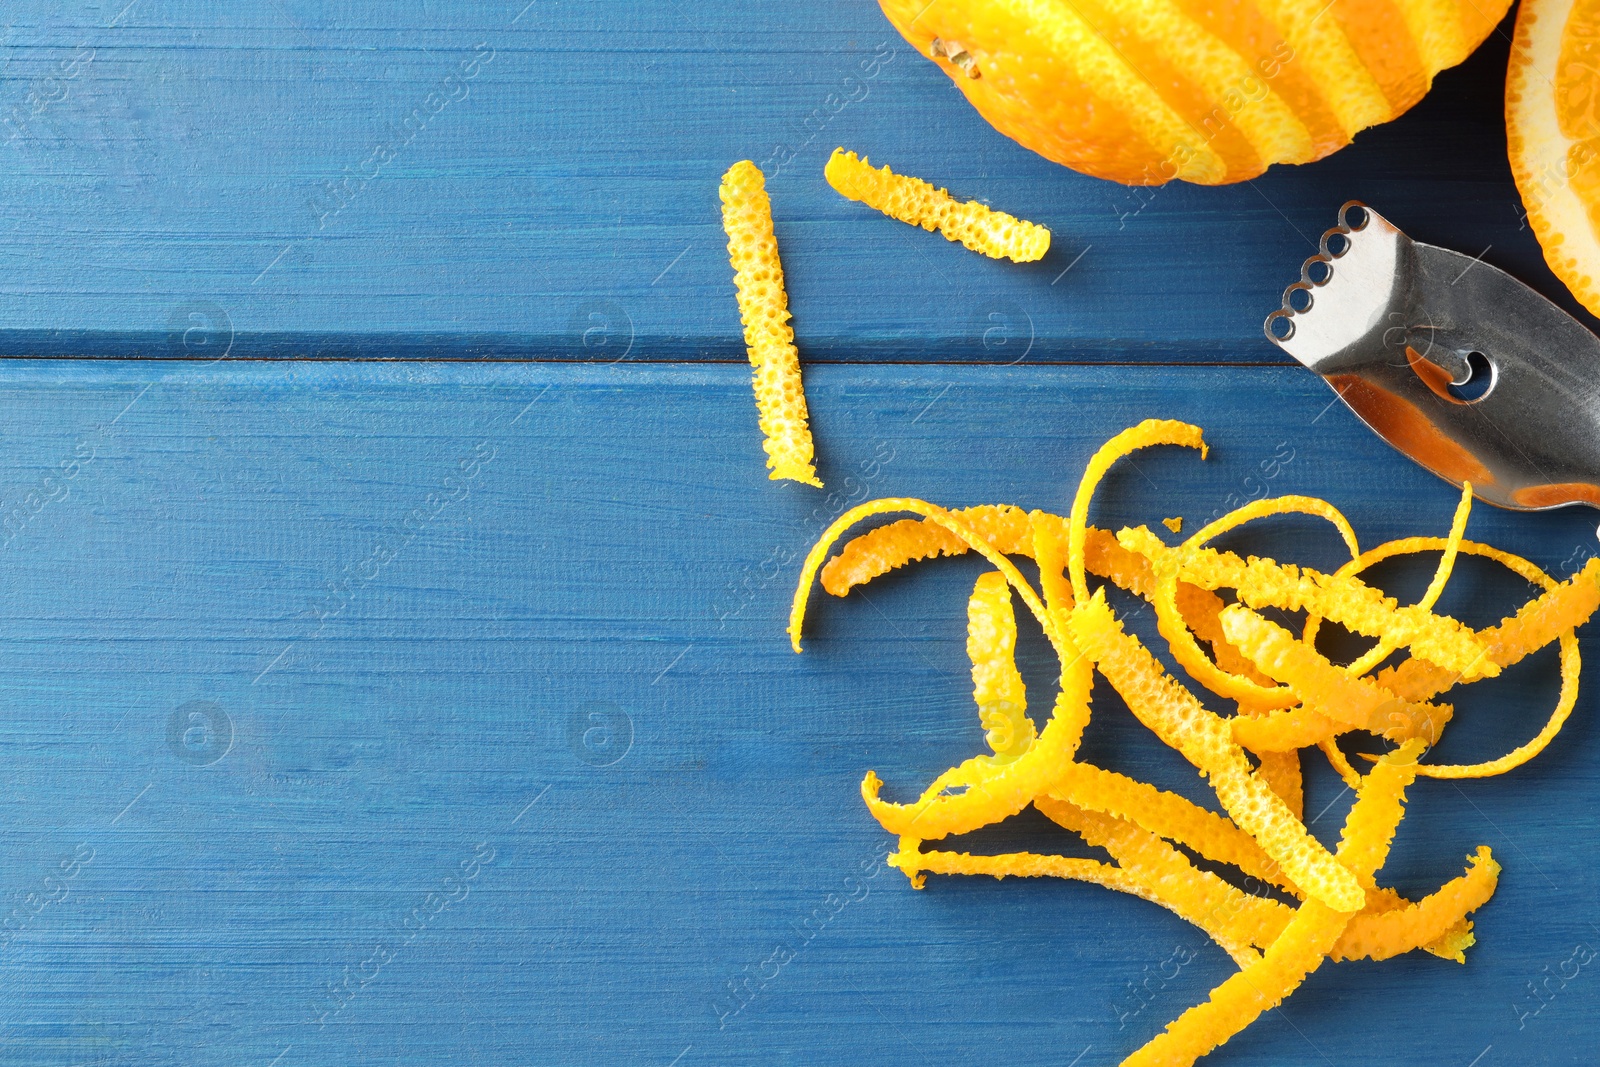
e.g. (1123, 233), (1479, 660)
(876, 0), (1511, 185)
(825, 148), (1051, 262)
(781, 421), (1585, 1066)
(718, 160), (821, 487)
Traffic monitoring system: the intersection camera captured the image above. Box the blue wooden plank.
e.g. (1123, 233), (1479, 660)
(0, 2), (1581, 360)
(0, 359), (1594, 1064)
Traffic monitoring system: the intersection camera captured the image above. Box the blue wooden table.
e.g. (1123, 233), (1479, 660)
(0, 3), (1596, 1065)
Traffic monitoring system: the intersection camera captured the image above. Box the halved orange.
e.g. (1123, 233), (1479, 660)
(1508, 0), (1600, 315)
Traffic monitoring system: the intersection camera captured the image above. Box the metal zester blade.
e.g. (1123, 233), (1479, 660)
(1264, 201), (1600, 513)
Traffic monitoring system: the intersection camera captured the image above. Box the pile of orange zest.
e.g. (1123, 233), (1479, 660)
(718, 160), (821, 487)
(823, 148), (1050, 263)
(784, 422), (1600, 1064)
(1125, 741), (1424, 1066)
(1068, 589), (1366, 913)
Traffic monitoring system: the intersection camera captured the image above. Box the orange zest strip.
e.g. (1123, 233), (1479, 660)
(894, 841), (1163, 897)
(1384, 626), (1580, 779)
(1036, 795), (1292, 967)
(1234, 705), (1347, 752)
(1219, 604), (1453, 743)
(1342, 481), (1472, 677)
(1320, 738), (1366, 790)
(718, 160), (821, 487)
(791, 498), (1059, 655)
(1031, 511), (1076, 615)
(1185, 493), (1361, 560)
(1123, 741), (1422, 1066)
(1068, 419), (1207, 605)
(862, 660), (1092, 839)
(825, 148), (1051, 263)
(819, 504), (1033, 596)
(1376, 550), (1600, 702)
(968, 572), (1036, 761)
(1068, 591), (1365, 912)
(1049, 762), (1298, 896)
(1253, 749), (1303, 822)
(1119, 526), (1497, 680)
(1331, 846), (1499, 963)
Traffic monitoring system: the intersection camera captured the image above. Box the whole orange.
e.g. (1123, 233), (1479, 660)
(878, 0), (1511, 184)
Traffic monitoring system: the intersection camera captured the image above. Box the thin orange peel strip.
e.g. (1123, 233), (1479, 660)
(1331, 846), (1499, 963)
(1123, 741), (1423, 1066)
(824, 148), (1051, 263)
(1220, 604), (1453, 744)
(1068, 419), (1207, 605)
(1339, 481), (1474, 677)
(719, 160), (821, 487)
(1121, 528), (1497, 681)
(791, 497), (1059, 656)
(1068, 589), (1366, 913)
(819, 504), (1033, 597)
(1145, 492), (1361, 709)
(968, 571), (1035, 761)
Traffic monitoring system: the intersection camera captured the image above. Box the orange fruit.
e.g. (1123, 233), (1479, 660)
(877, 0), (1512, 184)
(1508, 0), (1600, 316)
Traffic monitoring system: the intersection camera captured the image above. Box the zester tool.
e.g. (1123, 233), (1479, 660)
(1264, 201), (1600, 517)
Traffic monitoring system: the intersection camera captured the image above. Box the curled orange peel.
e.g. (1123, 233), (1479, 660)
(1220, 604), (1453, 744)
(1331, 847), (1499, 963)
(1123, 740), (1423, 1066)
(819, 504), (1032, 596)
(1120, 527), (1497, 681)
(1068, 419), (1206, 604)
(968, 572), (1035, 761)
(1068, 589), (1366, 913)
(790, 497), (1060, 656)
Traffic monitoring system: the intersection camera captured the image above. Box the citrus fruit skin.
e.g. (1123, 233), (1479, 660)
(1508, 0), (1600, 316)
(878, 0), (1512, 184)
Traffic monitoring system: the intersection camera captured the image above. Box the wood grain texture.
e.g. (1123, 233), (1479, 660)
(0, 361), (1594, 1065)
(0, 1), (1586, 360)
